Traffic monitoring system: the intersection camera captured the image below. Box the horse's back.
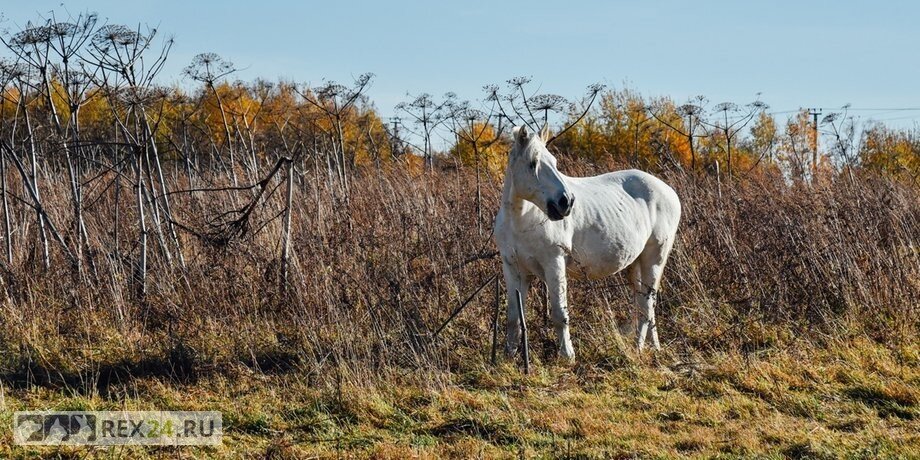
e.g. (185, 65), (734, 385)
(594, 169), (681, 238)
(567, 169), (681, 275)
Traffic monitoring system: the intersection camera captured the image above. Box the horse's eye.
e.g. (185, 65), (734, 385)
(529, 160), (537, 169)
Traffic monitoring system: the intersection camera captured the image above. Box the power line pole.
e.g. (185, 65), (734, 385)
(808, 108), (822, 175)
(390, 116), (401, 156)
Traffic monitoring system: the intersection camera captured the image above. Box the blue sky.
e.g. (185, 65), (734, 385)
(2, 0), (919, 127)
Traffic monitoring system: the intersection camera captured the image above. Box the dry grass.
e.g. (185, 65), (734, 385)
(1, 337), (916, 458)
(0, 157), (917, 458)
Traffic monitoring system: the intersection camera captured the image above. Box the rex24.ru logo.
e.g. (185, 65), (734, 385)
(15, 414), (96, 444)
(14, 411), (222, 446)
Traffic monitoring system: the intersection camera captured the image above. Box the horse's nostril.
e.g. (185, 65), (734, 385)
(546, 200), (563, 220)
(557, 192), (574, 215)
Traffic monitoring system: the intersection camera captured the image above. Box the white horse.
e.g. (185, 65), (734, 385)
(495, 125), (682, 360)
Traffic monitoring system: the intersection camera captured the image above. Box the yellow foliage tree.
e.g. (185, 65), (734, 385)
(860, 123), (920, 180)
(449, 122), (507, 177)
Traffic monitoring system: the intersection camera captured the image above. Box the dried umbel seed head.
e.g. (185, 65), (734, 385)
(409, 93), (435, 109)
(316, 83), (348, 101)
(482, 84), (500, 102)
(11, 25), (52, 47)
(529, 94), (568, 113)
(0, 59), (29, 81)
(715, 102), (738, 113)
(507, 76), (532, 88)
(183, 53), (236, 83)
(585, 83), (606, 96)
(49, 22), (78, 39)
(94, 24), (146, 48)
(679, 104), (703, 117)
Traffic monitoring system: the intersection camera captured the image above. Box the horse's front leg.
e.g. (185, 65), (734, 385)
(502, 259), (530, 357)
(544, 257), (575, 361)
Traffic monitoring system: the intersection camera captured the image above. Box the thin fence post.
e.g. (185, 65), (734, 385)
(279, 158), (294, 293)
(517, 289), (529, 374)
(491, 277), (500, 366)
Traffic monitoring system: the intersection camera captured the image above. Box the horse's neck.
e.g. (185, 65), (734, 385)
(500, 171), (529, 224)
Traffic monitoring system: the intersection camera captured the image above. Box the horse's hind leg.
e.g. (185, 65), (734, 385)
(635, 238), (675, 351)
(622, 262), (641, 338)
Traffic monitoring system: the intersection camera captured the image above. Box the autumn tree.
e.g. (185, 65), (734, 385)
(748, 110), (778, 167)
(859, 123), (920, 181)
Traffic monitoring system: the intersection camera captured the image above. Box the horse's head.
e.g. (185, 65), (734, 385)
(507, 125), (575, 221)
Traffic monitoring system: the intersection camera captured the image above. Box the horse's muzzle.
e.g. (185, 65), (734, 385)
(547, 192), (575, 221)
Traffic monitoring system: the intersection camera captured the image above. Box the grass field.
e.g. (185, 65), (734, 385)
(1, 334), (917, 458)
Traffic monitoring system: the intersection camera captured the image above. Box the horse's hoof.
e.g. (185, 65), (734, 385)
(558, 345), (575, 363)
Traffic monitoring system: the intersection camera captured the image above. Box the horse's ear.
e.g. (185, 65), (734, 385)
(539, 124), (550, 143)
(513, 125), (530, 144)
